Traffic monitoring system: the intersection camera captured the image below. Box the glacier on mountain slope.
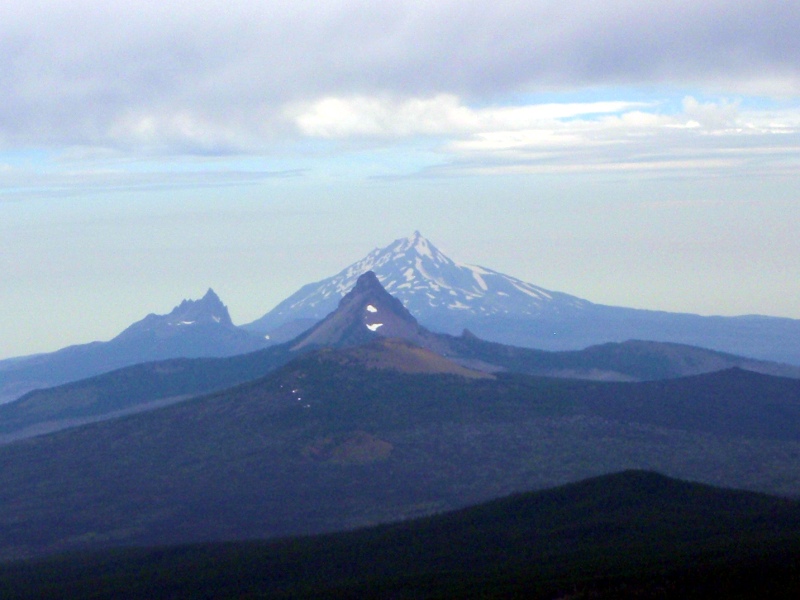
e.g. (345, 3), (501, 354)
(246, 231), (590, 337)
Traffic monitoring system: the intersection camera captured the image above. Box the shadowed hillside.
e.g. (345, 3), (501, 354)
(1, 471), (798, 599)
(1, 347), (799, 561)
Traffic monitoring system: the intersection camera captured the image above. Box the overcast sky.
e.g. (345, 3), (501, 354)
(2, 0), (800, 359)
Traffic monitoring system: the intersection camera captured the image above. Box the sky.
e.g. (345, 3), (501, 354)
(2, 0), (800, 360)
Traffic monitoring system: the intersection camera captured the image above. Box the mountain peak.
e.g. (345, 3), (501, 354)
(246, 233), (591, 338)
(349, 270), (383, 295)
(291, 271), (429, 351)
(171, 288), (232, 327)
(202, 288), (222, 303)
(385, 231), (454, 265)
(398, 230), (424, 250)
(115, 289), (236, 341)
(336, 270), (416, 323)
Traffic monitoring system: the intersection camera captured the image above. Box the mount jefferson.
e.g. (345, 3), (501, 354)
(246, 232), (800, 365)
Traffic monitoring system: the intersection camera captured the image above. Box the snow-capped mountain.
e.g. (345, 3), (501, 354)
(246, 231), (590, 338)
(246, 232), (800, 366)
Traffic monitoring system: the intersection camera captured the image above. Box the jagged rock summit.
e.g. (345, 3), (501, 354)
(116, 288), (234, 339)
(246, 231), (589, 340)
(175, 288), (234, 327)
(105, 288), (267, 354)
(0, 288), (269, 404)
(291, 271), (432, 350)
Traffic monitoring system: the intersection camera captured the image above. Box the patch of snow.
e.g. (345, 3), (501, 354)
(366, 304), (378, 313)
(264, 334), (271, 339)
(366, 323), (383, 332)
(178, 321), (196, 325)
(414, 257), (450, 291)
(448, 301), (470, 309)
(414, 257), (429, 279)
(212, 316), (221, 323)
(511, 282), (550, 300)
(414, 237), (433, 259)
(471, 270), (488, 291)
(466, 264), (492, 275)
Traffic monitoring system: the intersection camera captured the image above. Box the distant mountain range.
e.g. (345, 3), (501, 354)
(4, 271), (798, 444)
(246, 231), (800, 365)
(0, 289), (269, 404)
(4, 230), (800, 406)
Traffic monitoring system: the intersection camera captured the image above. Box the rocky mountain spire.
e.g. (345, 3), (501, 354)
(290, 271), (429, 351)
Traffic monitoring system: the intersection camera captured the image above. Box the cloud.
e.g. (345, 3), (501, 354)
(1, 0), (800, 157)
(286, 92), (800, 177)
(449, 107), (800, 177)
(290, 95), (644, 139)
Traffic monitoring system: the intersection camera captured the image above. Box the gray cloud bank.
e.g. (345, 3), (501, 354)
(2, 0), (799, 155)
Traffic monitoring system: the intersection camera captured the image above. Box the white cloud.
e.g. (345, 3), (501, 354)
(287, 93), (800, 177)
(290, 95), (644, 139)
(291, 95), (474, 138)
(681, 97), (740, 130)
